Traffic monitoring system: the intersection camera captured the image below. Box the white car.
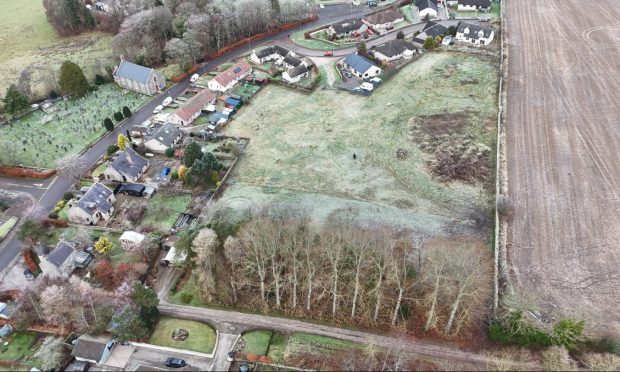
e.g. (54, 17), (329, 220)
(442, 35), (454, 46)
(319, 3), (325, 8)
(360, 82), (374, 92)
(190, 74), (200, 83)
(162, 97), (173, 107)
(153, 105), (164, 114)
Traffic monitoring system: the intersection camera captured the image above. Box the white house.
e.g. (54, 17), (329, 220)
(168, 89), (217, 126)
(371, 40), (416, 62)
(455, 22), (494, 45)
(71, 335), (116, 365)
(112, 57), (165, 96)
(282, 65), (310, 83)
(342, 53), (382, 79)
(103, 147), (149, 183)
(362, 10), (404, 34)
(327, 18), (367, 38)
(457, 0), (491, 11)
(250, 45), (291, 64)
(67, 183), (116, 225)
(120, 231), (145, 250)
(143, 122), (182, 153)
(415, 0), (438, 19)
(207, 60), (252, 92)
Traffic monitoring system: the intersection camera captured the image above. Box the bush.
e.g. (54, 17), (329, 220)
(55, 200), (66, 209)
(103, 118), (114, 132)
(180, 293), (193, 304)
(165, 148), (175, 158)
(488, 312), (552, 348)
(596, 336), (620, 355)
(107, 144), (119, 155)
(113, 111), (124, 122)
(94, 74), (106, 85)
(122, 106), (132, 118)
(48, 212), (58, 219)
(63, 192), (74, 201)
(171, 170), (179, 180)
(49, 90), (59, 99)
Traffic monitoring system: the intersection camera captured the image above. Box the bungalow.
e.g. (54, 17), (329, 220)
(250, 45), (291, 64)
(112, 57), (165, 96)
(282, 65), (310, 83)
(455, 22), (494, 45)
(168, 89), (217, 126)
(143, 122), (182, 153)
(46, 240), (92, 277)
(67, 183), (116, 225)
(207, 60), (252, 92)
(415, 0), (438, 19)
(119, 231), (145, 250)
(327, 18), (367, 39)
(363, 10), (404, 33)
(342, 53), (382, 79)
(457, 0), (491, 11)
(371, 39), (416, 62)
(103, 147), (149, 183)
(71, 335), (116, 365)
(413, 21), (448, 44)
(282, 54), (303, 69)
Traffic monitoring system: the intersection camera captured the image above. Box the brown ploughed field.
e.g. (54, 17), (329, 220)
(505, 0), (620, 334)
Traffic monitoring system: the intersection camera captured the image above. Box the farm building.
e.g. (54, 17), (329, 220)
(327, 18), (367, 38)
(371, 40), (416, 62)
(113, 57), (165, 95)
(455, 22), (494, 45)
(67, 183), (116, 225)
(342, 53), (382, 79)
(415, 0), (439, 19)
(413, 21), (448, 44)
(283, 65), (310, 83)
(457, 0), (491, 11)
(250, 46), (291, 64)
(144, 123), (182, 153)
(103, 147), (149, 183)
(363, 10), (404, 33)
(208, 60), (252, 92)
(168, 89), (217, 126)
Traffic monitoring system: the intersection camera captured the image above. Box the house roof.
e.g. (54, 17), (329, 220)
(415, 0), (438, 11)
(47, 240), (76, 268)
(147, 122), (181, 147)
(255, 45), (290, 59)
(287, 64), (309, 78)
(372, 39), (415, 57)
(113, 61), (153, 84)
(458, 0), (491, 7)
(213, 60), (252, 88)
(283, 55), (302, 67)
(414, 21), (448, 43)
(108, 147), (148, 179)
(330, 18), (364, 35)
(120, 231), (145, 244)
(363, 10), (403, 25)
(71, 335), (111, 362)
(343, 53), (377, 74)
(173, 89), (217, 122)
(76, 183), (114, 217)
(457, 22), (494, 39)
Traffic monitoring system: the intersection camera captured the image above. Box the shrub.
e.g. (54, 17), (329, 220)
(48, 212), (58, 219)
(107, 144), (119, 155)
(113, 111), (124, 122)
(55, 200), (66, 209)
(165, 148), (175, 158)
(488, 311), (551, 348)
(596, 336), (620, 355)
(396, 30), (405, 39)
(94, 74), (106, 85)
(122, 106), (132, 118)
(180, 293), (193, 304)
(550, 319), (584, 350)
(63, 192), (74, 201)
(103, 118), (114, 131)
(49, 90), (59, 99)
(171, 170), (179, 180)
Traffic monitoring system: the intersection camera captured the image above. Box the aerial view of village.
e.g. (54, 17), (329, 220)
(0, 0), (618, 370)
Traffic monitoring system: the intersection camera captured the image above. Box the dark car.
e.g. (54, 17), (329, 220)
(165, 358), (186, 368)
(114, 183), (146, 197)
(367, 1), (377, 7)
(23, 269), (35, 281)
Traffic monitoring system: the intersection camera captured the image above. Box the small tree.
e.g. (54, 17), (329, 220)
(113, 111), (124, 122)
(117, 134), (129, 150)
(165, 148), (175, 158)
(447, 26), (457, 37)
(551, 319), (585, 350)
(2, 85), (29, 115)
(111, 306), (148, 342)
(396, 30), (405, 40)
(171, 170), (179, 179)
(184, 142), (202, 167)
(178, 165), (188, 179)
(94, 236), (113, 254)
(357, 41), (367, 55)
(59, 61), (89, 97)
(63, 192), (74, 201)
(107, 145), (119, 155)
(434, 35), (442, 45)
(122, 106), (132, 118)
(103, 117), (114, 131)
(423, 36), (435, 50)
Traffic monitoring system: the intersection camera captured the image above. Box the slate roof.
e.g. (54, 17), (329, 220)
(414, 21), (448, 43)
(213, 60), (252, 87)
(457, 22), (494, 39)
(283, 55), (303, 67)
(458, 0), (491, 7)
(415, 0), (438, 11)
(173, 89), (217, 122)
(364, 10), (403, 25)
(47, 241), (76, 268)
(71, 335), (111, 362)
(109, 147), (148, 179)
(287, 64), (309, 78)
(330, 18), (364, 35)
(120, 231), (145, 244)
(255, 45), (290, 59)
(343, 53), (377, 74)
(372, 39), (415, 57)
(113, 61), (153, 83)
(148, 122), (181, 147)
(76, 183), (114, 217)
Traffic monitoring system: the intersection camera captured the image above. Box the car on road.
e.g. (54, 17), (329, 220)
(323, 50), (334, 56)
(153, 105), (163, 114)
(190, 74), (200, 83)
(165, 358), (186, 368)
(162, 97), (173, 107)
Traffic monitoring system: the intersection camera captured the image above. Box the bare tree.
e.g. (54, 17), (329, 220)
(324, 226), (345, 318)
(389, 239), (416, 327)
(56, 154), (87, 181)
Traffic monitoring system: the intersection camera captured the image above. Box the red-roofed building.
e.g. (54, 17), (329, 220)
(168, 89), (217, 126)
(208, 60), (252, 93)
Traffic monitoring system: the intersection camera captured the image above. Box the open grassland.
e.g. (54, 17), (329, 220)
(0, 84), (148, 168)
(149, 317), (216, 353)
(0, 0), (114, 101)
(222, 52), (498, 234)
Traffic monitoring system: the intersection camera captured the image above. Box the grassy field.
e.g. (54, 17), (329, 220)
(0, 332), (40, 365)
(0, 84), (149, 168)
(139, 193), (192, 231)
(0, 0), (114, 101)
(240, 330), (272, 355)
(289, 29), (355, 51)
(149, 317), (216, 354)
(221, 52), (499, 233)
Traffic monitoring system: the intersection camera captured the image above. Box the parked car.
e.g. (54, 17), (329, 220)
(165, 358), (187, 368)
(153, 105), (163, 114)
(162, 97), (173, 106)
(442, 35), (454, 46)
(323, 50), (334, 56)
(369, 77), (382, 86)
(23, 269), (35, 281)
(190, 74), (200, 83)
(368, 1), (377, 7)
(114, 183), (146, 197)
(319, 3), (324, 8)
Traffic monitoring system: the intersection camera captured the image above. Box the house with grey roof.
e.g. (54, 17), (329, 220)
(327, 18), (367, 39)
(144, 122), (182, 153)
(67, 183), (116, 225)
(342, 53), (382, 79)
(113, 57), (165, 95)
(282, 64), (310, 84)
(415, 0), (438, 19)
(46, 240), (92, 277)
(103, 147), (149, 183)
(457, 0), (491, 11)
(250, 46), (291, 64)
(71, 335), (116, 365)
(413, 21), (448, 44)
(455, 22), (494, 45)
(371, 39), (416, 62)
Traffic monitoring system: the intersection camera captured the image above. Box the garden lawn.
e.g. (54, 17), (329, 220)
(149, 317), (216, 354)
(241, 331), (272, 356)
(0, 84), (149, 168)
(289, 30), (353, 51)
(0, 331), (39, 362)
(169, 274), (204, 306)
(452, 2), (500, 19)
(139, 193), (192, 231)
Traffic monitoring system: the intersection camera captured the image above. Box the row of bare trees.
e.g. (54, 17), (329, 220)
(191, 212), (492, 337)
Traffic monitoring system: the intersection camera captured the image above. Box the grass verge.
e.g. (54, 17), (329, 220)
(149, 317), (217, 354)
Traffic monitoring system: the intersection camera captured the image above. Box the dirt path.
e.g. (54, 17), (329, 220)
(505, 0), (620, 334)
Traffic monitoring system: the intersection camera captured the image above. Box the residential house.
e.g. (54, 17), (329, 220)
(67, 183), (116, 225)
(362, 10), (404, 33)
(342, 53), (382, 79)
(326, 18), (367, 38)
(119, 231), (145, 250)
(207, 60), (252, 92)
(455, 22), (494, 45)
(168, 89), (217, 126)
(103, 147), (149, 183)
(283, 65), (310, 83)
(143, 122), (182, 153)
(371, 39), (416, 62)
(457, 0), (491, 11)
(415, 0), (438, 19)
(250, 46), (291, 64)
(413, 21), (448, 44)
(282, 54), (303, 69)
(71, 335), (116, 365)
(112, 57), (165, 95)
(46, 240), (92, 277)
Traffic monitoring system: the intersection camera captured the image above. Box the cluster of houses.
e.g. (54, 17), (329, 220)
(326, 10), (404, 39)
(412, 0), (493, 19)
(250, 46), (313, 84)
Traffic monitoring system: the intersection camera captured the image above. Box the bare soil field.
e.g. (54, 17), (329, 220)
(505, 0), (620, 335)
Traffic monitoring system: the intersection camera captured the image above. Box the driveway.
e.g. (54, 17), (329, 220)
(124, 345), (212, 371)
